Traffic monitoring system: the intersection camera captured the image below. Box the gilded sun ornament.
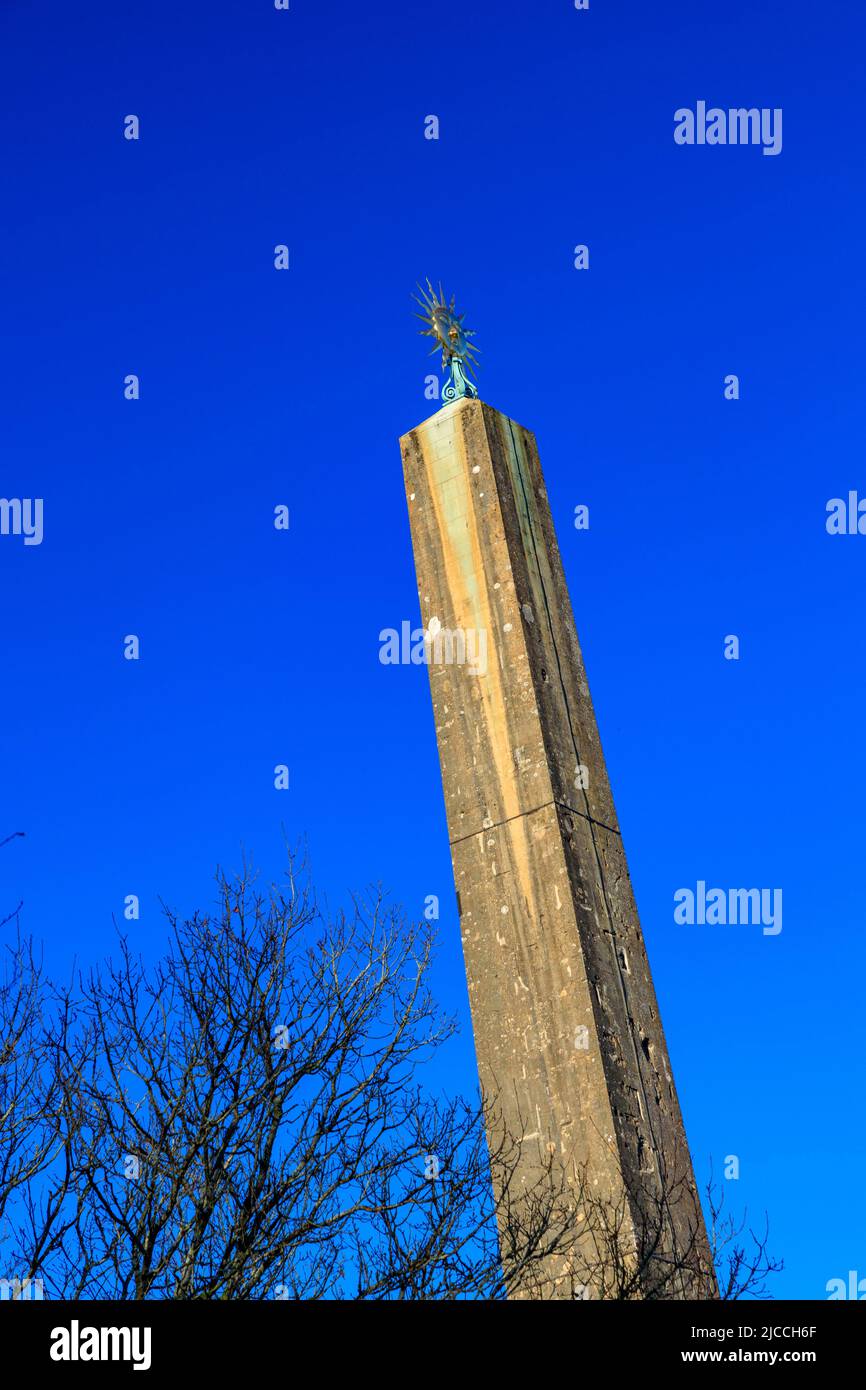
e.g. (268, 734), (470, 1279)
(413, 279), (479, 403)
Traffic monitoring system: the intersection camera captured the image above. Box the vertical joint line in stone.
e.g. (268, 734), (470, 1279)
(504, 415), (591, 823)
(504, 415), (681, 1265)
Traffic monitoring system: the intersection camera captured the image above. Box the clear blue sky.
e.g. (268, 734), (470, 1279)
(2, 0), (864, 1299)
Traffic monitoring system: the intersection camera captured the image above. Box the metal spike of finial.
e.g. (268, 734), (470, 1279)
(413, 279), (479, 403)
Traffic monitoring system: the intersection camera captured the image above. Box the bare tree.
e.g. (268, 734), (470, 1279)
(0, 929), (56, 1235)
(508, 1157), (782, 1301)
(2, 860), (570, 1298)
(706, 1166), (782, 1300)
(0, 854), (780, 1300)
(0, 831), (90, 1298)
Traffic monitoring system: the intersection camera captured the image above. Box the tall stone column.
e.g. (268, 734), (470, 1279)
(399, 396), (714, 1299)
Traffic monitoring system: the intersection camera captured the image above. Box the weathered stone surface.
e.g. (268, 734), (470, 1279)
(400, 397), (713, 1298)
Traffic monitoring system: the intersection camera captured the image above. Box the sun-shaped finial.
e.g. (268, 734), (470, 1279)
(413, 280), (480, 402)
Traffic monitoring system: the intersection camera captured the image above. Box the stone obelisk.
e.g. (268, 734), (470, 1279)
(399, 287), (714, 1300)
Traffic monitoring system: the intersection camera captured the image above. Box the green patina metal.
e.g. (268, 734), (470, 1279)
(413, 279), (480, 404)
